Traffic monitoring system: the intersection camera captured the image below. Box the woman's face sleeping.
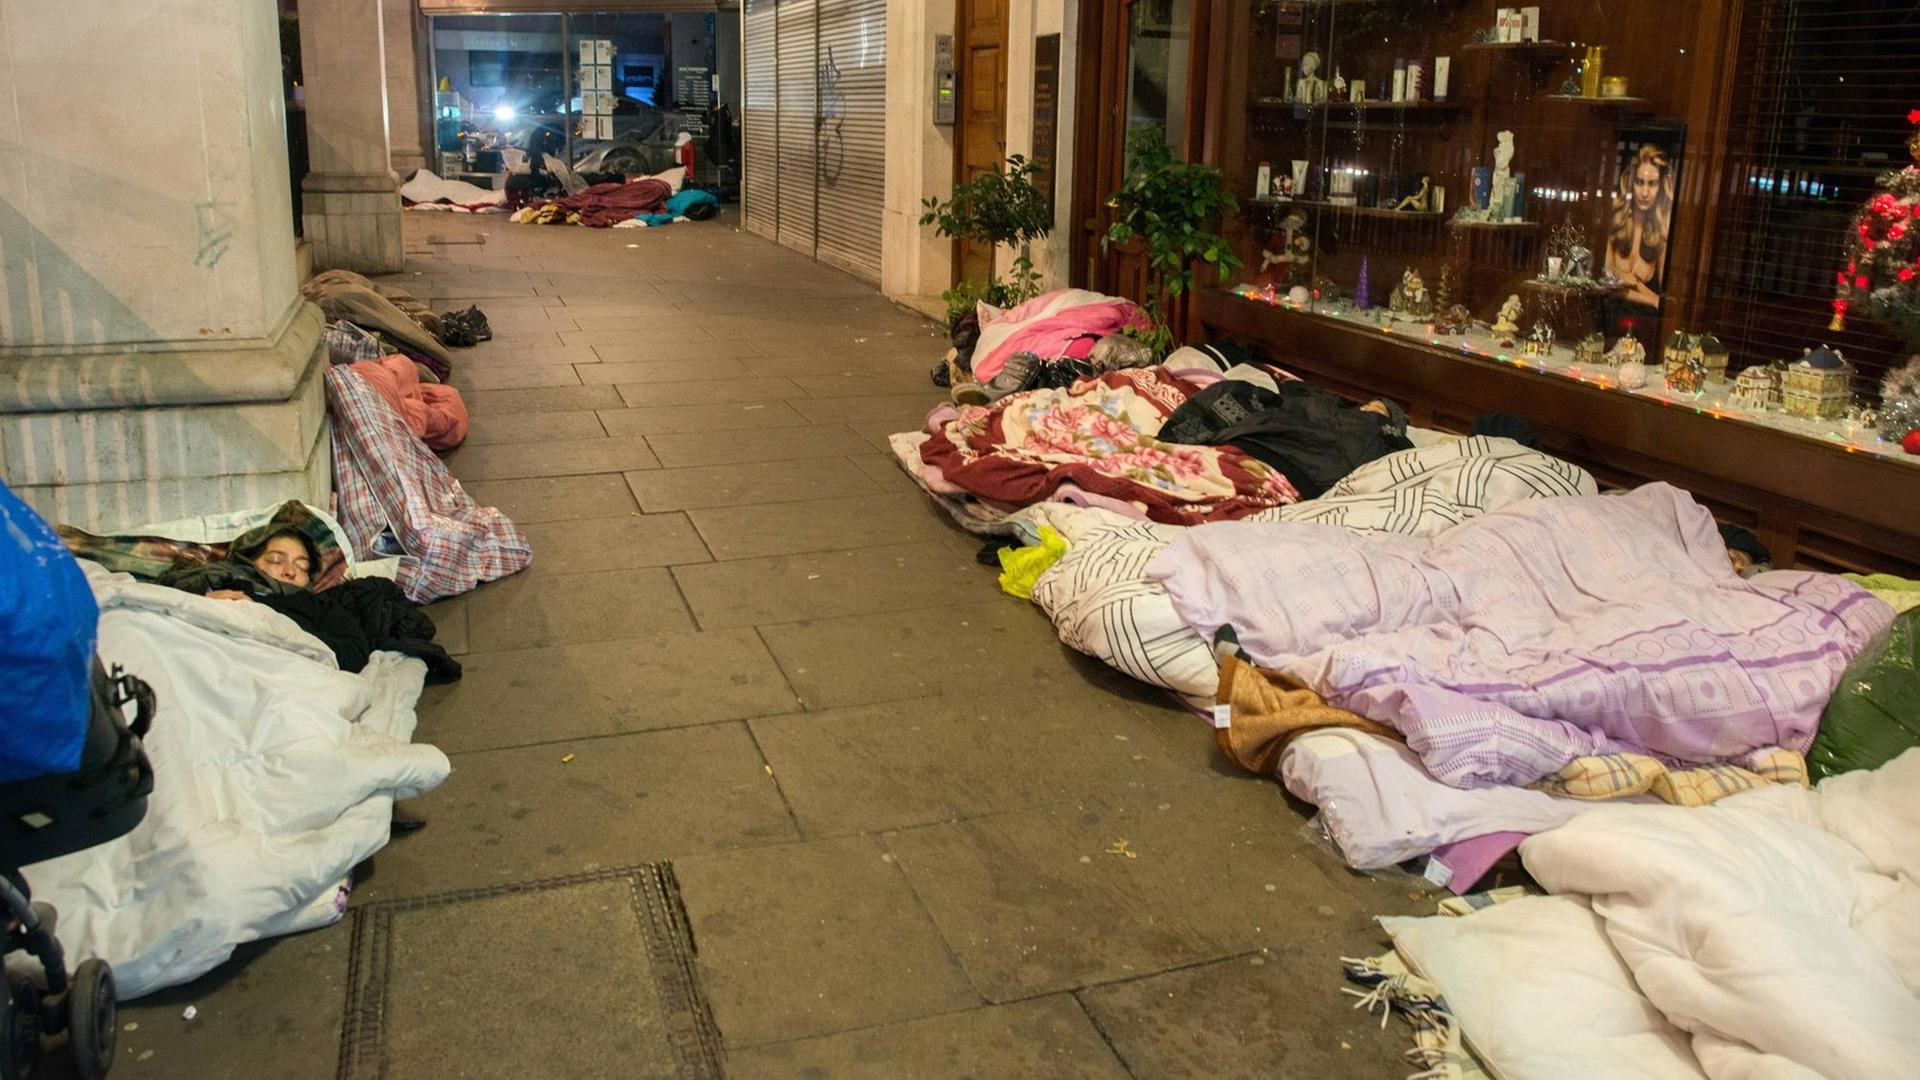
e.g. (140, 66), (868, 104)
(253, 534), (313, 589)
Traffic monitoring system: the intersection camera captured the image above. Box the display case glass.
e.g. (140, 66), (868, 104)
(1213, 0), (1920, 469)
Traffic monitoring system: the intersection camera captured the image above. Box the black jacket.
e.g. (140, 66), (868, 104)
(1161, 379), (1413, 499)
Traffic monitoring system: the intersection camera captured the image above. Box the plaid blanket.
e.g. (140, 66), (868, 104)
(325, 366), (531, 602)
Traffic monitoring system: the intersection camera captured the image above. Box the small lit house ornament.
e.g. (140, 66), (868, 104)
(1693, 333), (1730, 383)
(1604, 335), (1646, 369)
(1730, 366), (1775, 410)
(1573, 332), (1607, 366)
(1667, 345), (1708, 394)
(1663, 331), (1695, 383)
(1523, 321), (1556, 357)
(1782, 345), (1854, 420)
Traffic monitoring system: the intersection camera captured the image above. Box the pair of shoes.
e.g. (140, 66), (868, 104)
(930, 358), (951, 388)
(950, 380), (989, 406)
(985, 352), (1040, 399)
(438, 306), (492, 347)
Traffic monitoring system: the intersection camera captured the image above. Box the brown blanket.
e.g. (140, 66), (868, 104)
(1215, 654), (1401, 775)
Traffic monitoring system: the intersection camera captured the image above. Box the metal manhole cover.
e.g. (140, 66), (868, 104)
(337, 864), (722, 1080)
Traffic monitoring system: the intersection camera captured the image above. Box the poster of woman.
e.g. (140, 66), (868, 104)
(1606, 134), (1681, 312)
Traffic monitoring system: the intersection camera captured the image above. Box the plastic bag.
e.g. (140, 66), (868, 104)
(996, 526), (1068, 600)
(0, 480), (96, 781)
(1807, 607), (1920, 781)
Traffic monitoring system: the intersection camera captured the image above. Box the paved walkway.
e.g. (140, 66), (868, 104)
(103, 213), (1436, 1079)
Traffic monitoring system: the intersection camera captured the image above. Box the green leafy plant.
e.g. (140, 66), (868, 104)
(1103, 128), (1243, 351)
(922, 155), (1055, 324)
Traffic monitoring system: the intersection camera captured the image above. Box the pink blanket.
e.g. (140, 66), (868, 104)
(970, 289), (1152, 382)
(1149, 483), (1892, 788)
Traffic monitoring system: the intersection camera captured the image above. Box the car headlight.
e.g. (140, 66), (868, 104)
(492, 104), (518, 122)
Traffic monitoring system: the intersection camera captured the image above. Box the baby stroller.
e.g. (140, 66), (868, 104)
(1, 663), (154, 1080)
(0, 480), (155, 1079)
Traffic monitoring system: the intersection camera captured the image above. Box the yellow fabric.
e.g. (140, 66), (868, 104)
(997, 527), (1069, 600)
(1845, 573), (1920, 615)
(1531, 748), (1808, 806)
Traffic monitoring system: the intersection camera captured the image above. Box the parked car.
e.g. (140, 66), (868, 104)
(571, 102), (689, 176)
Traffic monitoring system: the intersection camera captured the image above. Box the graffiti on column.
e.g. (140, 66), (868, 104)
(195, 199), (234, 269)
(817, 46), (845, 186)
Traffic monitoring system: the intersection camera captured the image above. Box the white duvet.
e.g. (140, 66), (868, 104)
(20, 565), (450, 998)
(1383, 748), (1920, 1079)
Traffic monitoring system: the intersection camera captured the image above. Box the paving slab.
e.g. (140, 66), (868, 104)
(754, 598), (1103, 709)
(516, 513), (710, 574)
(461, 472), (638, 523)
(613, 376), (808, 407)
(420, 595), (469, 655)
(624, 458), (884, 512)
(789, 392), (949, 426)
(100, 927), (350, 1080)
(751, 688), (1212, 837)
(444, 435), (660, 480)
(356, 722), (798, 902)
(465, 567), (692, 650)
(464, 384), (625, 415)
(1078, 942), (1416, 1080)
(728, 997), (1130, 1080)
(673, 836), (979, 1047)
(788, 371), (949, 398)
(686, 492), (955, 560)
(643, 424), (872, 468)
(671, 541), (983, 629)
(414, 630), (799, 754)
(455, 410), (606, 447)
(576, 358), (757, 384)
(594, 401), (813, 437)
(883, 781), (1393, 1001)
(848, 451), (925, 494)
(451, 363), (582, 391)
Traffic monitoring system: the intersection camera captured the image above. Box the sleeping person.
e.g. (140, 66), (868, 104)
(160, 523), (460, 682)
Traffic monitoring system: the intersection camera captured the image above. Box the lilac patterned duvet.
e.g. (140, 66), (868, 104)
(1148, 483), (1892, 789)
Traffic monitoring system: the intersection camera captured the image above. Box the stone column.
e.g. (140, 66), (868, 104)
(384, 0), (429, 176)
(300, 0), (405, 273)
(0, 0), (328, 531)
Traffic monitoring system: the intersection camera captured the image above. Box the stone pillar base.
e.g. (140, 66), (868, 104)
(0, 302), (331, 532)
(391, 147), (428, 178)
(302, 172), (405, 274)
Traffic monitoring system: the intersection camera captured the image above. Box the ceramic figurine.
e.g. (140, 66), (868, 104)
(1329, 70), (1349, 103)
(1390, 267), (1432, 319)
(1565, 243), (1594, 281)
(1394, 176), (1433, 213)
(1782, 345), (1853, 420)
(1618, 361), (1649, 390)
(1434, 304), (1473, 335)
(1604, 335), (1647, 368)
(1492, 294), (1523, 334)
(1298, 51), (1328, 105)
(1523, 321), (1556, 357)
(1694, 333), (1729, 383)
(1573, 332), (1607, 366)
(1730, 366), (1774, 410)
(1490, 131), (1517, 221)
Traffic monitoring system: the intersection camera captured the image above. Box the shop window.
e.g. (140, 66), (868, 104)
(1127, 0), (1193, 149)
(1216, 0), (1919, 472)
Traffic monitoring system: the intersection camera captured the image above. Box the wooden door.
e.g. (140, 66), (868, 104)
(955, 0), (1009, 286)
(1071, 0), (1211, 335)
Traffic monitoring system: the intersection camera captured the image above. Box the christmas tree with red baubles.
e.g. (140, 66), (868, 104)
(1832, 109), (1920, 348)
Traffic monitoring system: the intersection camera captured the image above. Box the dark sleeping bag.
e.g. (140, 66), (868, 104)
(1159, 379), (1414, 499)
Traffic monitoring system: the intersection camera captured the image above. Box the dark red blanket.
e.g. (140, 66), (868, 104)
(545, 178), (673, 227)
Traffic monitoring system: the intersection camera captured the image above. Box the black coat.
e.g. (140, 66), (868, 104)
(1160, 379), (1414, 499)
(159, 564), (460, 682)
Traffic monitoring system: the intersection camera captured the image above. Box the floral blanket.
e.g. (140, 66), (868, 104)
(916, 368), (1300, 526)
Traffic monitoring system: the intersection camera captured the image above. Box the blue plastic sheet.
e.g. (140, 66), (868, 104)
(0, 480), (95, 781)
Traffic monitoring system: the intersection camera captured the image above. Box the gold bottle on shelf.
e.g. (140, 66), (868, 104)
(1580, 46), (1605, 98)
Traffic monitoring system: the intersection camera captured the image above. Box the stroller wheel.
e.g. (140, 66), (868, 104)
(1, 981), (38, 1080)
(67, 961), (114, 1080)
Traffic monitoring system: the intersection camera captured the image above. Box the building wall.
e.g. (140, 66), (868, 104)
(879, 0), (1076, 314)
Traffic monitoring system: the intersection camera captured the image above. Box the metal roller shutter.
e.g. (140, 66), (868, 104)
(810, 0), (885, 281)
(742, 0), (779, 241)
(773, 0), (819, 258)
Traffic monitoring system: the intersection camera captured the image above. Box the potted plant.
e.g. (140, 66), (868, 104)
(1104, 128), (1243, 352)
(920, 155), (1055, 327)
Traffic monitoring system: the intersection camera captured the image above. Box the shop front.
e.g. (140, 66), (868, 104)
(1072, 0), (1920, 571)
(418, 3), (740, 189)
